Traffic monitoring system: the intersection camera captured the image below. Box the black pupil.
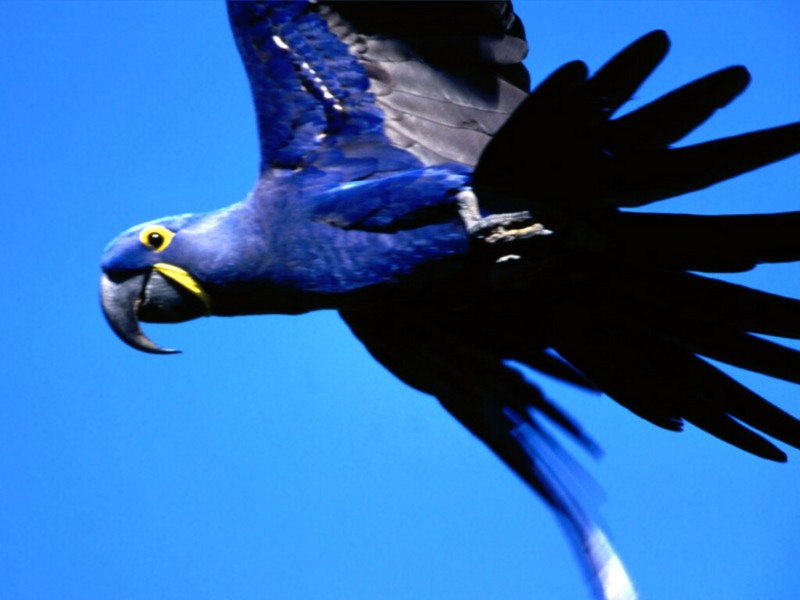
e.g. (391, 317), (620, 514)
(147, 232), (164, 248)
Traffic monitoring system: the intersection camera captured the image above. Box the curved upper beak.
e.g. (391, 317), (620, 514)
(100, 266), (211, 354)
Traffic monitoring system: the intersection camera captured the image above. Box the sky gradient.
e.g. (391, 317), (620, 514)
(3, 2), (800, 599)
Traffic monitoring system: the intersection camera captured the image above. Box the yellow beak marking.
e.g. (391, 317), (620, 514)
(153, 263), (212, 315)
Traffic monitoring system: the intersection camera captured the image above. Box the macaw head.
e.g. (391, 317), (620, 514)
(100, 213), (214, 354)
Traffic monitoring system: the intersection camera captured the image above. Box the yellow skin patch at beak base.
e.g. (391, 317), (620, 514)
(153, 263), (212, 315)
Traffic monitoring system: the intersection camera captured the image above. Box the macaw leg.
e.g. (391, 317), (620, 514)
(456, 188), (552, 244)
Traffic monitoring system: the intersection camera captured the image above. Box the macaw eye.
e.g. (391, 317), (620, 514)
(139, 225), (174, 252)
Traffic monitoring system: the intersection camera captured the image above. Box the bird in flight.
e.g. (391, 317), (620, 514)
(100, 3), (800, 598)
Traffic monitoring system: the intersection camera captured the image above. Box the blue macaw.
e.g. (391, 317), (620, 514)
(100, 3), (800, 599)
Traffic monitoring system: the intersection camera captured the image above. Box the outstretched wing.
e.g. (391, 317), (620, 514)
(470, 31), (800, 462)
(226, 1), (529, 179)
(344, 29), (800, 600)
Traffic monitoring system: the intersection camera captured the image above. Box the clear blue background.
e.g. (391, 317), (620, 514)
(2, 2), (800, 599)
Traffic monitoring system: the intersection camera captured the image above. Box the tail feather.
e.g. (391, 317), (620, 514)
(510, 349), (601, 392)
(581, 525), (638, 600)
(342, 310), (637, 600)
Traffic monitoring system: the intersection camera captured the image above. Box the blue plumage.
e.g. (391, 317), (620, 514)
(100, 3), (800, 600)
(228, 1), (405, 172)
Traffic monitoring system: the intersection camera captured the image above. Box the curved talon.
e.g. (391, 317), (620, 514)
(456, 188), (552, 244)
(484, 222), (553, 244)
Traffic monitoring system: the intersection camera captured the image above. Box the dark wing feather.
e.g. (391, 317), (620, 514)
(609, 66), (750, 149)
(599, 123), (800, 206)
(341, 309), (635, 600)
(321, 1), (529, 166)
(473, 30), (800, 211)
(606, 211), (800, 272)
(542, 277), (800, 461)
(473, 30), (671, 197)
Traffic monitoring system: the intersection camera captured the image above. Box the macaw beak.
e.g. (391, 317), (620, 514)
(99, 265), (211, 354)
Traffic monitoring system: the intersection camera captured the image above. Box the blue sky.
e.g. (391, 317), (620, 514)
(3, 2), (800, 599)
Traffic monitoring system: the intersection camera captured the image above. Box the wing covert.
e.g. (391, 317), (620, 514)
(320, 1), (530, 166)
(227, 1), (530, 178)
(227, 1), (400, 175)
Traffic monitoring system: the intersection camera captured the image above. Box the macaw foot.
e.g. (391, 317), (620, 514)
(456, 188), (552, 244)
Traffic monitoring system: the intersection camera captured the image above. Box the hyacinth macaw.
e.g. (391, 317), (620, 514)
(100, 2), (800, 598)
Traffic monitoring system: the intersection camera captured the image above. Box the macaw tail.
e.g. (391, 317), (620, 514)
(342, 306), (639, 600)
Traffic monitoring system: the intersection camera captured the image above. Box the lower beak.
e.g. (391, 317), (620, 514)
(100, 266), (210, 354)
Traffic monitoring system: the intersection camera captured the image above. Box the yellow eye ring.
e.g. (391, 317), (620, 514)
(139, 225), (175, 252)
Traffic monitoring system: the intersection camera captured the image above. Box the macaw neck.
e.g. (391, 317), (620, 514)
(176, 201), (269, 285)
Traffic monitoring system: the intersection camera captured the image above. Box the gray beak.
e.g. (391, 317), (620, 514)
(100, 269), (209, 354)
